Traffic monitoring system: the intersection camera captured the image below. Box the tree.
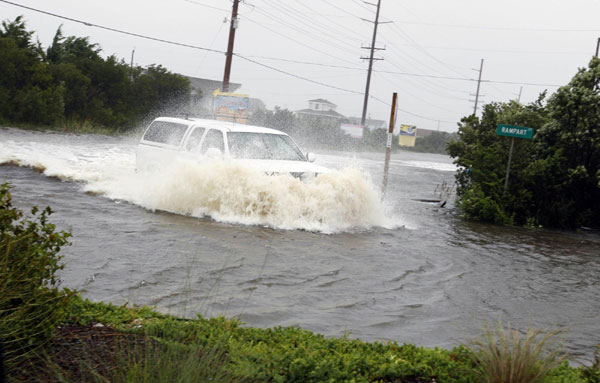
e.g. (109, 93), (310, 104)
(523, 57), (600, 227)
(448, 58), (600, 228)
(0, 17), (64, 125)
(447, 98), (550, 225)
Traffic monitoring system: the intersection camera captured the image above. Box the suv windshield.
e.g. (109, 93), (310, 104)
(227, 132), (305, 161)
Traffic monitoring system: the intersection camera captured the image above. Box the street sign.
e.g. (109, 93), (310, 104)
(496, 124), (534, 140)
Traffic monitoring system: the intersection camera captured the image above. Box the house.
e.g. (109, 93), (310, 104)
(296, 99), (346, 125)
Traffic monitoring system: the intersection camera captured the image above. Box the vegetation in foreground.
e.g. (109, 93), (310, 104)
(448, 57), (600, 229)
(1, 184), (599, 382)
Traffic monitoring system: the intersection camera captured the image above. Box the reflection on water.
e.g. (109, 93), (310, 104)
(1, 127), (599, 363)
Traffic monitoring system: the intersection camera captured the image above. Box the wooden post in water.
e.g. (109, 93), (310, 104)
(381, 92), (398, 199)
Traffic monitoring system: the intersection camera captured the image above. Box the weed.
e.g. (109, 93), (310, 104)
(469, 321), (566, 383)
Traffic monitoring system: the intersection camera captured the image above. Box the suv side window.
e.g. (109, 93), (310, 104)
(143, 121), (188, 146)
(185, 127), (206, 152)
(200, 129), (224, 154)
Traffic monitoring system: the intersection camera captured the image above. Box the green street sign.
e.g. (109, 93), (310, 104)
(496, 124), (534, 139)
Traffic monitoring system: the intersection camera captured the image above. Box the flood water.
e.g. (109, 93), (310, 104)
(1, 127), (599, 363)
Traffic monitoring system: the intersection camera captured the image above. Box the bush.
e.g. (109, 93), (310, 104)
(460, 185), (512, 225)
(469, 321), (566, 383)
(0, 184), (74, 367)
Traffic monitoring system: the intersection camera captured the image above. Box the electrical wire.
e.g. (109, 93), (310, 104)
(0, 0), (564, 89)
(0, 0), (564, 125)
(254, 0), (363, 45)
(0, 0), (225, 54)
(386, 20), (600, 33)
(181, 0), (230, 12)
(241, 17), (359, 66)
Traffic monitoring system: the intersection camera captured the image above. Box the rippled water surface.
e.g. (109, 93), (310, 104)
(1, 127), (599, 362)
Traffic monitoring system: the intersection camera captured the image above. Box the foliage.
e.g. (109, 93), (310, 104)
(448, 58), (600, 228)
(402, 131), (457, 154)
(0, 184), (74, 367)
(62, 298), (600, 383)
(0, 17), (190, 131)
(469, 321), (567, 383)
(59, 336), (239, 383)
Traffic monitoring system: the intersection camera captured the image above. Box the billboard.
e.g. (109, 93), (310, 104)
(341, 123), (364, 139)
(213, 91), (249, 123)
(399, 124), (417, 147)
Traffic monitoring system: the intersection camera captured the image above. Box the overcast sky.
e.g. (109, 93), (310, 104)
(2, 0), (599, 132)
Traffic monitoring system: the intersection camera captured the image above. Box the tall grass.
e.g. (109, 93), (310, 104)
(51, 336), (239, 383)
(470, 321), (566, 383)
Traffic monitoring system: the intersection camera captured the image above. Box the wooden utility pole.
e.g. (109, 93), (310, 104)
(472, 59), (484, 116)
(222, 0), (240, 92)
(360, 0), (385, 127)
(130, 48), (135, 81)
(381, 92), (397, 199)
(596, 37), (600, 58)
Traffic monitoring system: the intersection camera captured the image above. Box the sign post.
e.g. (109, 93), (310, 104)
(496, 124), (534, 194)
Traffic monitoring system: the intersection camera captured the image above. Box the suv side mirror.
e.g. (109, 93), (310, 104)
(306, 152), (316, 162)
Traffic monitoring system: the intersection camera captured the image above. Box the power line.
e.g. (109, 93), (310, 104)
(1, 0), (564, 89)
(241, 16), (358, 65)
(0, 0), (224, 54)
(233, 53), (364, 95)
(384, 20), (600, 33)
(0, 0), (563, 125)
(181, 0), (230, 12)
(253, 0), (362, 48)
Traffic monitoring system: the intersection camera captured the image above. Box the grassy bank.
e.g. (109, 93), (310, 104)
(5, 295), (596, 383)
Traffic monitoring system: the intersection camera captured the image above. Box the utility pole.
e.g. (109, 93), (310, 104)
(472, 58), (484, 116)
(222, 0), (240, 93)
(130, 48), (135, 81)
(596, 37), (600, 58)
(360, 0), (388, 127)
(517, 86), (523, 103)
(381, 92), (397, 199)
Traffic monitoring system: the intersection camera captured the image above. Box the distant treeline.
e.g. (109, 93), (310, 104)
(448, 58), (600, 229)
(248, 106), (454, 154)
(0, 16), (191, 131)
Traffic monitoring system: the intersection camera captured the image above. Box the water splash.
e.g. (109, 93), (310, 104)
(1, 137), (394, 233)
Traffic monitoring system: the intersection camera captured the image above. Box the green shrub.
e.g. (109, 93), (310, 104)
(460, 185), (512, 225)
(0, 183), (74, 366)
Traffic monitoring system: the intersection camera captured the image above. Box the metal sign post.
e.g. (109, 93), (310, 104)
(496, 124), (534, 195)
(381, 92), (398, 199)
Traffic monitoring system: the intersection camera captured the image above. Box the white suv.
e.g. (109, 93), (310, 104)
(136, 117), (329, 177)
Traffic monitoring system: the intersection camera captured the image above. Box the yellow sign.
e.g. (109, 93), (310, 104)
(213, 91), (249, 123)
(398, 124), (417, 147)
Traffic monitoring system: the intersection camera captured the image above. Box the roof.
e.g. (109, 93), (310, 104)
(308, 98), (336, 106)
(296, 109), (346, 119)
(184, 76), (242, 94)
(157, 117), (287, 135)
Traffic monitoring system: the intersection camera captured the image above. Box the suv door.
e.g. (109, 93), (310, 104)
(200, 129), (225, 156)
